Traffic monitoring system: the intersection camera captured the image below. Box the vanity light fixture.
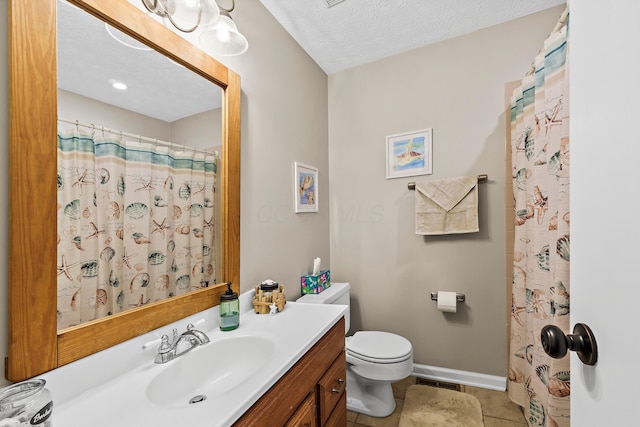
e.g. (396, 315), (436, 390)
(141, 0), (220, 33)
(141, 0), (248, 56)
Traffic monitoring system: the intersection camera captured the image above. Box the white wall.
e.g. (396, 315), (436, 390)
(328, 6), (566, 377)
(571, 1), (640, 423)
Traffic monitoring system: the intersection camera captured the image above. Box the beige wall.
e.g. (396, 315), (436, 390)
(0, 0), (328, 385)
(328, 6), (565, 377)
(58, 89), (172, 139)
(213, 2), (330, 298)
(504, 81), (520, 368)
(0, 1), (564, 385)
(171, 108), (222, 150)
(58, 89), (222, 150)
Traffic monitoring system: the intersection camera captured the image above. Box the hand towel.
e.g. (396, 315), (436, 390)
(415, 176), (479, 235)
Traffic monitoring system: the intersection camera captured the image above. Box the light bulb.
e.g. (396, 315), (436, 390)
(217, 28), (231, 43)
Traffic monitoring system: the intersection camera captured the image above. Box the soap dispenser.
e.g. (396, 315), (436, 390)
(220, 282), (239, 331)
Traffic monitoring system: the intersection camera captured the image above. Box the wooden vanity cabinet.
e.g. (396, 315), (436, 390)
(233, 318), (346, 427)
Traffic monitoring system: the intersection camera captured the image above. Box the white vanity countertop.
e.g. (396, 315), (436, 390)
(38, 294), (346, 427)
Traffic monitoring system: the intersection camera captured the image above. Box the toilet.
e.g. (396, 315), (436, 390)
(296, 282), (413, 417)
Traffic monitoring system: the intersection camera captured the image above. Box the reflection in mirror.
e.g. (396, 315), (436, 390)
(56, 2), (224, 330)
(57, 0), (223, 139)
(8, 0), (240, 382)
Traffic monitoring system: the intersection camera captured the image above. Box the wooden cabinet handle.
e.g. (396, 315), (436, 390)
(331, 378), (346, 394)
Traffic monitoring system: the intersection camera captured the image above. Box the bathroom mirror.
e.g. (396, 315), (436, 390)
(56, 1), (224, 331)
(7, 0), (241, 381)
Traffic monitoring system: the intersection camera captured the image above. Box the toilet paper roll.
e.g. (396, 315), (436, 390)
(437, 291), (457, 313)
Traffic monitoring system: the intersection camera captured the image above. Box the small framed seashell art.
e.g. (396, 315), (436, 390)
(294, 162), (319, 213)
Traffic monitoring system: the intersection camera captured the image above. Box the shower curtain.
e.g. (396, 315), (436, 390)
(57, 128), (217, 330)
(508, 16), (570, 427)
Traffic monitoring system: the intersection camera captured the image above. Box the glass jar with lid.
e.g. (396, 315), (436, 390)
(260, 279), (279, 301)
(219, 282), (239, 331)
(0, 379), (53, 426)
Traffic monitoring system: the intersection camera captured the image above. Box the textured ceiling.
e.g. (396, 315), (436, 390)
(57, 0), (566, 122)
(259, 0), (566, 74)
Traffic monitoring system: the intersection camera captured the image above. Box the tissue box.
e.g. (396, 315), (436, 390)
(301, 270), (331, 294)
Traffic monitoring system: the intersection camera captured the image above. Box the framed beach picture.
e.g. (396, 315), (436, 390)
(385, 128), (433, 179)
(294, 162), (318, 213)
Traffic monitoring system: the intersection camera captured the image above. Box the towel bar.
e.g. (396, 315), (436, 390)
(408, 174), (488, 191)
(430, 292), (465, 303)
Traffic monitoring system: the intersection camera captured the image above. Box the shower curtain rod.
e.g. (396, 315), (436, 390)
(57, 117), (218, 157)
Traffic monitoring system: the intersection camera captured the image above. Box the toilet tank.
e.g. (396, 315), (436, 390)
(296, 282), (350, 333)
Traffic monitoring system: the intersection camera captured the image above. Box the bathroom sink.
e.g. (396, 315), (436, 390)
(146, 335), (276, 407)
(42, 300), (348, 427)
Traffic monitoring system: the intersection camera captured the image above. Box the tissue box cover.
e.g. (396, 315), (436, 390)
(301, 270), (331, 294)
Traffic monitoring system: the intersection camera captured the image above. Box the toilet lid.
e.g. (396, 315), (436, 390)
(346, 331), (412, 363)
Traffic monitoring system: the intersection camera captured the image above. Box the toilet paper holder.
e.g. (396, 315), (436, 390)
(430, 292), (465, 303)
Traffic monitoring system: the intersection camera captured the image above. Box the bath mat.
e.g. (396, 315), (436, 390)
(399, 384), (484, 427)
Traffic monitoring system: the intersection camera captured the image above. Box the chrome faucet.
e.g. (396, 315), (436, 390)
(154, 323), (210, 364)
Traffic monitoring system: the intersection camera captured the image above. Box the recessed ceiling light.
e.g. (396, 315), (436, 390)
(111, 81), (128, 90)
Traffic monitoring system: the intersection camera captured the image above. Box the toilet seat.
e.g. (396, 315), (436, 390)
(346, 331), (412, 364)
(345, 331), (414, 382)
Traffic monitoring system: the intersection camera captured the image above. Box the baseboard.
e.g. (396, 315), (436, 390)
(411, 363), (507, 392)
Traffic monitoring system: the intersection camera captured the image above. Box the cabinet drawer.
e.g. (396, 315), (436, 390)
(317, 351), (346, 424)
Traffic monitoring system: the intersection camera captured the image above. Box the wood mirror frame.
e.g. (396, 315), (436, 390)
(7, 0), (241, 382)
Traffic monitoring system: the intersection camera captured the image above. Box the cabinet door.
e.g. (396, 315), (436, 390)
(317, 352), (346, 425)
(232, 319), (345, 426)
(285, 392), (318, 427)
(323, 393), (347, 427)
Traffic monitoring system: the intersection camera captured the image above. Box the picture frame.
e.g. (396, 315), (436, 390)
(294, 162), (318, 213)
(385, 128), (433, 179)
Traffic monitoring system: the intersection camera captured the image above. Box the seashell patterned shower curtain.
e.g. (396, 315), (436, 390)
(57, 129), (217, 330)
(508, 16), (570, 427)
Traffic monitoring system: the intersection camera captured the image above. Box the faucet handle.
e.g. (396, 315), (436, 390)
(158, 334), (172, 353)
(154, 335), (175, 364)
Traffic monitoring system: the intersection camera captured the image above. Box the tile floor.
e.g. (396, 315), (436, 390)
(346, 377), (527, 427)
